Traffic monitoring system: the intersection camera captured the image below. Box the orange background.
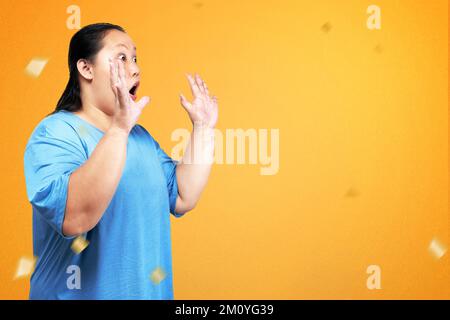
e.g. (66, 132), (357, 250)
(0, 0), (448, 299)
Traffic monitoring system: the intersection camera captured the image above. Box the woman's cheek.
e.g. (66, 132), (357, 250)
(102, 72), (116, 106)
(104, 89), (117, 114)
(94, 84), (116, 114)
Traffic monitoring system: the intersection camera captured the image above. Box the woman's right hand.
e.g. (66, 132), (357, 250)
(109, 57), (150, 134)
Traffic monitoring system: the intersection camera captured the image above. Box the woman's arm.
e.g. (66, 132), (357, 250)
(63, 127), (128, 236)
(63, 58), (150, 236)
(174, 74), (219, 214)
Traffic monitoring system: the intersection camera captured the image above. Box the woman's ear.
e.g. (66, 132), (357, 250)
(76, 59), (94, 81)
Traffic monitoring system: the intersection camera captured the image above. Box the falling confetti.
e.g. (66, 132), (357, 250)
(374, 44), (383, 54)
(24, 58), (49, 78)
(428, 237), (447, 260)
(345, 187), (359, 198)
(14, 256), (37, 279)
(321, 22), (332, 33)
(71, 236), (89, 254)
(150, 266), (166, 285)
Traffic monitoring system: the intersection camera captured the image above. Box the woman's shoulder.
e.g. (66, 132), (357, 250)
(133, 124), (164, 149)
(133, 123), (155, 140)
(27, 111), (80, 145)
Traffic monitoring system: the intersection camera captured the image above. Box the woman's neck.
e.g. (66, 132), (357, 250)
(73, 102), (112, 133)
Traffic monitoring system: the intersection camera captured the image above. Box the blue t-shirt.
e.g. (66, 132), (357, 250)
(23, 110), (184, 299)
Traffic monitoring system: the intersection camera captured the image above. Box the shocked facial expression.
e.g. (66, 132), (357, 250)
(82, 29), (141, 115)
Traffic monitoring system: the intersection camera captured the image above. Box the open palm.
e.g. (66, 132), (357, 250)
(179, 74), (218, 129)
(109, 58), (149, 133)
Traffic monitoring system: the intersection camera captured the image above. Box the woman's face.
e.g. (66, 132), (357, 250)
(88, 29), (140, 115)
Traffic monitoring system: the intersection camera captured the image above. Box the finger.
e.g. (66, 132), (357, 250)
(118, 59), (126, 83)
(117, 59), (127, 91)
(198, 75), (210, 97)
(186, 73), (201, 99)
(116, 60), (129, 107)
(117, 61), (130, 103)
(135, 96), (151, 112)
(194, 73), (206, 95)
(116, 84), (128, 108)
(197, 75), (214, 105)
(114, 59), (121, 86)
(203, 80), (210, 96)
(179, 93), (192, 112)
(109, 58), (119, 95)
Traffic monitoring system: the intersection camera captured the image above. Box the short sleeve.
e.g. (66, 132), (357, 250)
(153, 139), (185, 218)
(24, 117), (87, 239)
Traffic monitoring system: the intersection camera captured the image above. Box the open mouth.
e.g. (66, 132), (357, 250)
(128, 81), (139, 101)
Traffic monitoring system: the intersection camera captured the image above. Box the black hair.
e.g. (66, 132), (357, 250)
(49, 22), (125, 115)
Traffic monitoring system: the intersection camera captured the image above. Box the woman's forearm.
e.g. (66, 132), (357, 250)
(63, 126), (129, 236)
(175, 122), (215, 213)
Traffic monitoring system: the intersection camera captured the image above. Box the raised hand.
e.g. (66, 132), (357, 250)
(179, 74), (219, 129)
(109, 57), (150, 134)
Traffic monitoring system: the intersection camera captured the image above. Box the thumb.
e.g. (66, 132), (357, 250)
(179, 93), (192, 112)
(135, 96), (151, 112)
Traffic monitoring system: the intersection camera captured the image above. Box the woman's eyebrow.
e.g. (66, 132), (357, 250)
(114, 43), (137, 52)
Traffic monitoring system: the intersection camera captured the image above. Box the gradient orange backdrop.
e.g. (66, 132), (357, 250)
(0, 0), (448, 299)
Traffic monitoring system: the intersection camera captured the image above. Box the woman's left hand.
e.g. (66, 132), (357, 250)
(179, 73), (218, 129)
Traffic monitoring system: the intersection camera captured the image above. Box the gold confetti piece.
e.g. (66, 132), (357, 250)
(150, 266), (166, 285)
(71, 236), (90, 254)
(345, 187), (359, 198)
(24, 58), (49, 78)
(374, 44), (383, 53)
(193, 2), (203, 8)
(14, 256), (37, 279)
(428, 237), (447, 260)
(321, 22), (332, 33)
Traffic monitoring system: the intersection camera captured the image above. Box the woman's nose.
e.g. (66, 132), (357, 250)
(129, 63), (140, 78)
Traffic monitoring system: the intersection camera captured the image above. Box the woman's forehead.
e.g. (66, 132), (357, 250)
(103, 30), (136, 52)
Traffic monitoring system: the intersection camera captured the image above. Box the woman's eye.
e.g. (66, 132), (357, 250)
(132, 57), (137, 63)
(118, 54), (126, 61)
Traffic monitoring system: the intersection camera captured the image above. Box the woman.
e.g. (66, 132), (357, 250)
(23, 23), (218, 299)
